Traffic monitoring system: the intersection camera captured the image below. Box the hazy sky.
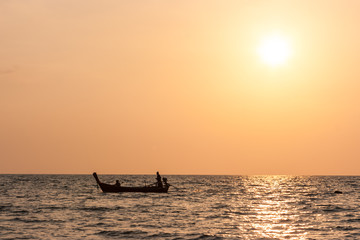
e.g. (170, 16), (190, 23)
(1, 1), (360, 174)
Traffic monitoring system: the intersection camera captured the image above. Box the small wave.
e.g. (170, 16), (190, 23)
(305, 192), (320, 197)
(12, 209), (29, 215)
(97, 230), (148, 237)
(184, 233), (224, 240)
(206, 214), (230, 219)
(144, 232), (174, 238)
(205, 189), (222, 194)
(78, 206), (124, 212)
(346, 218), (360, 223)
(277, 218), (292, 223)
(322, 206), (350, 212)
(0, 205), (12, 211)
(85, 222), (106, 227)
(305, 227), (322, 231)
(211, 203), (230, 209)
(79, 206), (110, 212)
(10, 217), (48, 223)
(43, 206), (68, 210)
(226, 211), (254, 216)
(335, 226), (359, 231)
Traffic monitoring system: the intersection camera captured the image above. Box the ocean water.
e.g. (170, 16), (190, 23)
(0, 175), (360, 239)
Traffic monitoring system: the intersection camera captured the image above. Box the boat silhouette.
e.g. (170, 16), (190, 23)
(93, 172), (170, 193)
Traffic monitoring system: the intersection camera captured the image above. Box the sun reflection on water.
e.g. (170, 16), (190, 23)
(240, 176), (310, 239)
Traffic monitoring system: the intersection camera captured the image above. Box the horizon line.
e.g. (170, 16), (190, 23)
(1, 173), (359, 176)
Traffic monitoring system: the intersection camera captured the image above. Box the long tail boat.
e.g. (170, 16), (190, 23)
(93, 172), (170, 193)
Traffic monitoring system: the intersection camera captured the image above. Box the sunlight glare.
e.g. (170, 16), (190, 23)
(258, 34), (292, 67)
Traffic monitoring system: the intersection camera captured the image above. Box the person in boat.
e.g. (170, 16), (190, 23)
(115, 180), (121, 187)
(156, 171), (163, 188)
(163, 177), (169, 188)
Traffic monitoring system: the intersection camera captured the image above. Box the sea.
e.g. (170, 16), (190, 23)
(1, 175), (360, 239)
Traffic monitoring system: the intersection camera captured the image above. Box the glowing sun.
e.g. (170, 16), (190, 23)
(258, 34), (292, 66)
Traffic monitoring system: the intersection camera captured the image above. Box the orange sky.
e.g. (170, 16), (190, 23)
(1, 1), (360, 174)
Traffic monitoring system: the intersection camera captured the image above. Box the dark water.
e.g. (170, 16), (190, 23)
(1, 175), (360, 239)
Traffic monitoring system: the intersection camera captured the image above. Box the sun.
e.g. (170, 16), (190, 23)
(257, 34), (292, 66)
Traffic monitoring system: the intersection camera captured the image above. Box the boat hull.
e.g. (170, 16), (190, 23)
(93, 172), (169, 193)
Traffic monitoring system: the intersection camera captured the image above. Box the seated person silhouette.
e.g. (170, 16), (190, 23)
(115, 180), (121, 187)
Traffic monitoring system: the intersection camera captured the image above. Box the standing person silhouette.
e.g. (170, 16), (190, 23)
(156, 172), (163, 188)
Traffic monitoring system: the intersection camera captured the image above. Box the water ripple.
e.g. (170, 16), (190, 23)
(0, 175), (359, 239)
